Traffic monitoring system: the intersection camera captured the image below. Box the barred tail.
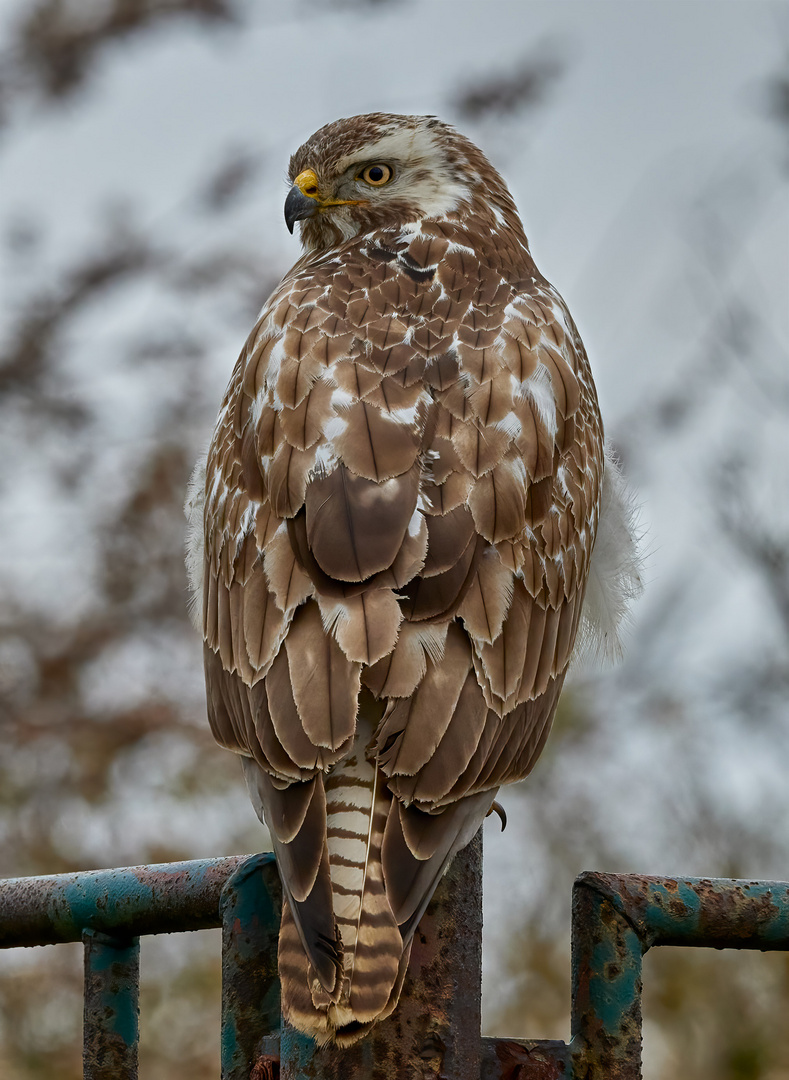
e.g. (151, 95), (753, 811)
(243, 692), (494, 1045)
(276, 703), (405, 1044)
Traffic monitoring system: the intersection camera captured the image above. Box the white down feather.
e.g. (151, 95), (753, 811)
(577, 444), (644, 662)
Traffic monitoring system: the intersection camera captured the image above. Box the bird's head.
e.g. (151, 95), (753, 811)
(285, 113), (520, 251)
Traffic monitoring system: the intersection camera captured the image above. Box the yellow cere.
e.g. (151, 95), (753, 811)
(292, 167), (359, 208)
(293, 169), (321, 198)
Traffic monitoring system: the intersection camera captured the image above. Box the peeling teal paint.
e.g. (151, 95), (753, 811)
(220, 854), (281, 1080)
(220, 1019), (240, 1066)
(587, 922), (642, 1033)
(280, 1025), (318, 1072)
(572, 872), (789, 1078)
(0, 854), (251, 948)
(83, 930), (140, 1075)
(66, 876), (153, 936)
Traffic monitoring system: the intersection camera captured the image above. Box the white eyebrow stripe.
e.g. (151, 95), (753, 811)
(334, 128), (424, 174)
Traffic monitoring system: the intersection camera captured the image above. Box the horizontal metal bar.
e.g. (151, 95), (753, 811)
(575, 871), (789, 951)
(0, 855), (254, 947)
(572, 878), (642, 1079)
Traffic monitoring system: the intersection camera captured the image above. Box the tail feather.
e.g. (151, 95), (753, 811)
(278, 901), (342, 1043)
(381, 792), (493, 937)
(323, 703), (403, 1033)
(343, 780), (402, 1024)
(244, 694), (493, 1044)
(241, 759), (343, 994)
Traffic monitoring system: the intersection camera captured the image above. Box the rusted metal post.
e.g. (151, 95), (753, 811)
(279, 832), (483, 1080)
(83, 929), (140, 1080)
(220, 853), (282, 1080)
(571, 876), (643, 1079)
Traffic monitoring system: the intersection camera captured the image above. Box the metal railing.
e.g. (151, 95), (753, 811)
(0, 852), (281, 1080)
(3, 842), (789, 1078)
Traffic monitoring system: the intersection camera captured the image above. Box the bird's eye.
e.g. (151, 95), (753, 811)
(360, 164), (394, 186)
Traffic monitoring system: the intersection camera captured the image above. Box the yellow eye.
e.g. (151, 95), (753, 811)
(360, 163), (394, 186)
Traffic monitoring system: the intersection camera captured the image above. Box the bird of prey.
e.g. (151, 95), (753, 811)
(186, 113), (641, 1045)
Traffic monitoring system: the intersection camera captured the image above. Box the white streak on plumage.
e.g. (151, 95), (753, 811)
(520, 363), (558, 438)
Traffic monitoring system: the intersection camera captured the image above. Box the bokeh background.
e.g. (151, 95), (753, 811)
(0, 1), (787, 1077)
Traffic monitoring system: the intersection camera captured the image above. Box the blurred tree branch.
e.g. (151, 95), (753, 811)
(0, 0), (237, 125)
(453, 42), (566, 121)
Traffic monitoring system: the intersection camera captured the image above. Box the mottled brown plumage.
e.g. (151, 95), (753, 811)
(187, 113), (641, 1045)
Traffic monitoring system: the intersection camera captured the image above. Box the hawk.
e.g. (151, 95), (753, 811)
(186, 113), (641, 1045)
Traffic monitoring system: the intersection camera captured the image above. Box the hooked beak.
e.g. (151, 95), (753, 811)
(284, 167), (362, 234)
(284, 184), (319, 234)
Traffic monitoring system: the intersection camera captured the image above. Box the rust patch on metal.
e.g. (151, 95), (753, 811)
(694, 878), (779, 945)
(251, 1056), (280, 1080)
(489, 1038), (568, 1079)
(0, 855), (252, 947)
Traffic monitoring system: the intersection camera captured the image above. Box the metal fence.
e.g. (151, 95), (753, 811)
(2, 839), (789, 1079)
